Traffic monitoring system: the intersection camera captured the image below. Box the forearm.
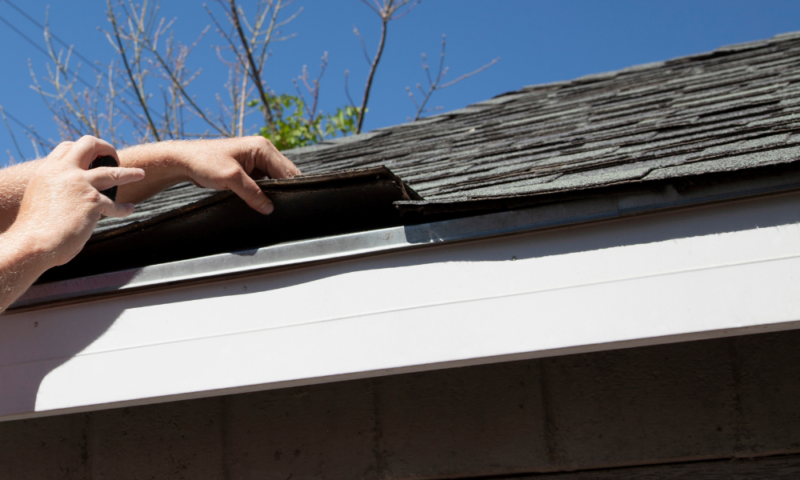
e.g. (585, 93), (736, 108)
(0, 225), (52, 313)
(0, 137), (297, 236)
(0, 160), (43, 232)
(118, 137), (300, 212)
(116, 141), (189, 205)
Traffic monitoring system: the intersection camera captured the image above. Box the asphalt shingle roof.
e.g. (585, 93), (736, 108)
(98, 30), (800, 233)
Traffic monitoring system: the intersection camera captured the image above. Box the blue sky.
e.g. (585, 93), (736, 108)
(1, 0), (799, 163)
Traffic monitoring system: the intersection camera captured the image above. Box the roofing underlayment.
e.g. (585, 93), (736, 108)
(44, 31), (800, 281)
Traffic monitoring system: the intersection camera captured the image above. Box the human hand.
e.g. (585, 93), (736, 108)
(175, 137), (302, 214)
(117, 136), (302, 215)
(10, 136), (145, 268)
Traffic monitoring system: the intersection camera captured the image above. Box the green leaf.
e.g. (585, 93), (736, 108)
(252, 93), (360, 150)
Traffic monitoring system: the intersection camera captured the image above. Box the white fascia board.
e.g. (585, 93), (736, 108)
(1, 191), (800, 421)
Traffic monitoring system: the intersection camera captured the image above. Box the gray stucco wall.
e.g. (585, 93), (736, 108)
(3, 329), (800, 479)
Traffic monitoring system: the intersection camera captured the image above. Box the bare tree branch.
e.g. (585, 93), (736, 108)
(353, 27), (372, 65)
(359, 0), (382, 16)
(407, 34), (499, 121)
(107, 0), (161, 140)
(238, 67), (249, 136)
(143, 24), (230, 137)
(0, 102), (25, 161)
(228, 0), (276, 128)
(355, 16), (385, 134)
(344, 70), (356, 107)
(439, 57), (499, 89)
(9, 0), (488, 155)
(299, 52), (327, 122)
(354, 0), (420, 133)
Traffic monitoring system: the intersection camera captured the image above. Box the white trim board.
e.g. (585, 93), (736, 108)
(2, 191), (800, 421)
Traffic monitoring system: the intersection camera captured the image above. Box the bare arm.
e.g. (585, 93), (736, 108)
(0, 136), (300, 232)
(0, 160), (42, 233)
(116, 136), (301, 213)
(0, 137), (144, 312)
(0, 136), (300, 312)
(0, 226), (52, 312)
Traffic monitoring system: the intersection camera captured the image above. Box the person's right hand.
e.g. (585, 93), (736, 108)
(9, 136), (145, 268)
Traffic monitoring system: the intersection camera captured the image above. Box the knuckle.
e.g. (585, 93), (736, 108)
(249, 136), (273, 155)
(252, 136), (272, 148)
(248, 183), (263, 199)
(221, 167), (241, 182)
(83, 189), (102, 204)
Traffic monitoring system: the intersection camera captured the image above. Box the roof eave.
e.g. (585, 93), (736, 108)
(14, 164), (800, 311)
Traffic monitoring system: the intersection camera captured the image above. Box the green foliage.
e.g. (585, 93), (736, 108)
(251, 95), (360, 151)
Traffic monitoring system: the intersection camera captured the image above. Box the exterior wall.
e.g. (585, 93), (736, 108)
(2, 329), (800, 479)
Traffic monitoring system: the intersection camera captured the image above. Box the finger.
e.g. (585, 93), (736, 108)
(97, 195), (136, 218)
(251, 137), (302, 179)
(86, 167), (146, 191)
(225, 169), (275, 215)
(64, 135), (119, 170)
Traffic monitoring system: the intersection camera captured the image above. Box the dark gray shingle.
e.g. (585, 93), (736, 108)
(98, 31), (800, 231)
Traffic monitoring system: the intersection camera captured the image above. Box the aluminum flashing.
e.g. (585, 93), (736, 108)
(14, 168), (800, 310)
(15, 228), (410, 309)
(39, 166), (418, 283)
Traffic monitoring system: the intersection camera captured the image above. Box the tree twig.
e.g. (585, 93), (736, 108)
(356, 11), (387, 133)
(143, 26), (230, 137)
(354, 0), (420, 133)
(228, 0), (275, 128)
(353, 27), (372, 65)
(407, 34), (499, 121)
(296, 52), (327, 122)
(238, 66), (248, 136)
(344, 70), (356, 107)
(107, 0), (160, 141)
(0, 102), (25, 161)
(439, 57), (499, 89)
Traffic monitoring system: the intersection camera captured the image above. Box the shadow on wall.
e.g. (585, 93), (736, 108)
(1, 190), (799, 419)
(0, 302), (126, 418)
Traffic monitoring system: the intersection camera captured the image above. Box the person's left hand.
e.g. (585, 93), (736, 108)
(118, 137), (302, 214)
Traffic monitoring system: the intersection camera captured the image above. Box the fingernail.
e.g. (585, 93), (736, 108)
(261, 200), (274, 215)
